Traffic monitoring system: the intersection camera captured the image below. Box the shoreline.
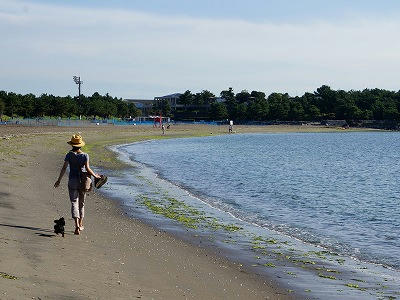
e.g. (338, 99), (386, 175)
(108, 137), (400, 299)
(0, 124), (297, 299)
(1, 124), (397, 299)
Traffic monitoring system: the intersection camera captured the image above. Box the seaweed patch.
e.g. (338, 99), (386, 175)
(0, 272), (18, 280)
(139, 194), (243, 232)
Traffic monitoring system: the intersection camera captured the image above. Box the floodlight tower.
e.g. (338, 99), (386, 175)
(73, 76), (83, 118)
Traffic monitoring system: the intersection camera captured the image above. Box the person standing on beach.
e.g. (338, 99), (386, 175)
(228, 120), (233, 133)
(54, 134), (100, 235)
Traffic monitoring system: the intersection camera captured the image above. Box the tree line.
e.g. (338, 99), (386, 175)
(168, 86), (400, 121)
(1, 85), (400, 121)
(0, 91), (140, 119)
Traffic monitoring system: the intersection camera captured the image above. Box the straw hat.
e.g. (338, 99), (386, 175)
(67, 134), (85, 147)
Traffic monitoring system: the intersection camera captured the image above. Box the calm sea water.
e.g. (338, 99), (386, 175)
(123, 132), (400, 270)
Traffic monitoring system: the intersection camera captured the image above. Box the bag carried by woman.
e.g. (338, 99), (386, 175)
(80, 170), (92, 192)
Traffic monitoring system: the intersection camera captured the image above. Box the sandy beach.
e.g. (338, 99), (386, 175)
(0, 124), (359, 299)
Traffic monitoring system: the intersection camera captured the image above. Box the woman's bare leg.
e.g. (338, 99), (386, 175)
(79, 217), (84, 230)
(78, 191), (85, 230)
(74, 217), (80, 235)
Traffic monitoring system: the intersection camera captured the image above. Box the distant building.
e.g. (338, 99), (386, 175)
(126, 93), (225, 119)
(124, 98), (154, 116)
(154, 93), (183, 110)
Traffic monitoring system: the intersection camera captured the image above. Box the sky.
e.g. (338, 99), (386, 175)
(1, 0), (400, 99)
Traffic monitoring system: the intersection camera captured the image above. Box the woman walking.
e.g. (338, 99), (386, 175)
(54, 134), (100, 235)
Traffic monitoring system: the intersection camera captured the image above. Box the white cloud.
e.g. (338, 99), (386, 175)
(1, 0), (400, 98)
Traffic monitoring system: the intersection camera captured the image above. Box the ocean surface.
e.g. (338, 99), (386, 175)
(105, 132), (400, 299)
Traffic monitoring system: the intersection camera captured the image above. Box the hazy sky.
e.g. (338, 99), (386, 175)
(1, 0), (400, 99)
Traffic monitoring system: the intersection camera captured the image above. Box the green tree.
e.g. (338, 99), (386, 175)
(335, 91), (363, 120)
(307, 105), (321, 120)
(4, 92), (19, 117)
(236, 103), (248, 121)
(193, 90), (215, 106)
(33, 94), (48, 117)
(209, 102), (228, 120)
(199, 90), (215, 105)
(372, 99), (399, 120)
(315, 85), (337, 116)
(289, 99), (305, 120)
(160, 99), (171, 117)
(267, 93), (290, 120)
(221, 87), (238, 120)
(117, 101), (129, 118)
(127, 102), (141, 118)
(0, 98), (5, 118)
(236, 90), (251, 103)
(153, 99), (171, 117)
(178, 90), (193, 110)
(104, 101), (117, 118)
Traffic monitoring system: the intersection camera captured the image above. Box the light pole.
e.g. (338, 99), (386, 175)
(73, 76), (83, 119)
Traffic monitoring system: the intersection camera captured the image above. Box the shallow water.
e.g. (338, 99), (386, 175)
(102, 132), (400, 299)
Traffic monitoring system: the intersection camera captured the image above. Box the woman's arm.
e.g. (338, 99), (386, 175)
(85, 160), (101, 179)
(54, 161), (68, 188)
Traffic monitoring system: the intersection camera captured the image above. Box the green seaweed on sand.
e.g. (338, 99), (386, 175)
(251, 235), (278, 244)
(266, 239), (278, 244)
(345, 283), (363, 289)
(263, 263), (276, 268)
(222, 224), (242, 232)
(0, 272), (18, 280)
(344, 283), (367, 292)
(141, 196), (203, 229)
(252, 245), (266, 249)
(293, 259), (316, 265)
(139, 195), (242, 232)
(303, 250), (332, 259)
(351, 278), (365, 282)
(318, 273), (337, 280)
(326, 269), (341, 273)
(315, 267), (339, 273)
(208, 218), (242, 232)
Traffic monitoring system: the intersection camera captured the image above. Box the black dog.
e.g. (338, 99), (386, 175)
(54, 217), (65, 237)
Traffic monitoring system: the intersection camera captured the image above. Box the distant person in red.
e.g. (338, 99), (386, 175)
(154, 116), (162, 128)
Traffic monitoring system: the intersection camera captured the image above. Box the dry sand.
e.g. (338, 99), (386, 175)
(0, 124), (350, 299)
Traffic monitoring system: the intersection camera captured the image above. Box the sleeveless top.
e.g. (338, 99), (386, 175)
(64, 151), (89, 189)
